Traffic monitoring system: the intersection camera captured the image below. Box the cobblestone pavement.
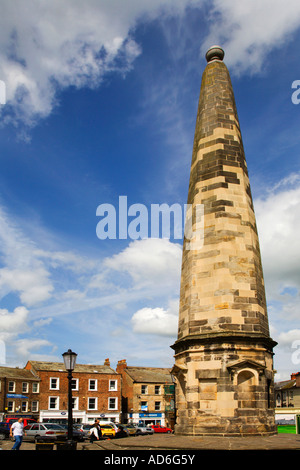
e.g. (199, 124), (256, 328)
(1, 433), (300, 451)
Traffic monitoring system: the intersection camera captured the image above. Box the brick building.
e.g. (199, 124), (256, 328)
(25, 359), (121, 423)
(0, 366), (40, 421)
(275, 372), (300, 424)
(116, 360), (175, 428)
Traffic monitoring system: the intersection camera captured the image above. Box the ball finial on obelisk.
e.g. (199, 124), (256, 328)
(205, 45), (225, 62)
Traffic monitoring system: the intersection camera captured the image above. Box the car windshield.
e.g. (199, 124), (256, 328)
(44, 424), (64, 429)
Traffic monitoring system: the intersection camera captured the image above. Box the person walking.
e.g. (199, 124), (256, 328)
(10, 417), (25, 450)
(89, 419), (102, 443)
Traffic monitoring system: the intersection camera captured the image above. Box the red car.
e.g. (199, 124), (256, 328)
(151, 424), (173, 433)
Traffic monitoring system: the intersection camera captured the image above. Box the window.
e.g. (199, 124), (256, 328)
(89, 379), (97, 391)
(72, 397), (79, 410)
(141, 385), (148, 395)
(88, 397), (97, 410)
(50, 378), (59, 390)
(109, 380), (117, 391)
(155, 401), (161, 411)
(49, 396), (59, 410)
(32, 383), (39, 393)
(108, 398), (117, 410)
(22, 382), (29, 393)
(141, 401), (148, 411)
(21, 401), (28, 412)
(8, 381), (15, 392)
(31, 401), (39, 412)
(71, 378), (79, 390)
(7, 401), (14, 412)
(155, 385), (161, 395)
(276, 393), (281, 407)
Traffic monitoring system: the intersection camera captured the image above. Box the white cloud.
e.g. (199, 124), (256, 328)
(255, 174), (300, 298)
(13, 338), (53, 362)
(0, 0), (299, 132)
(0, 207), (54, 306)
(277, 329), (300, 349)
(104, 238), (182, 291)
(131, 299), (179, 336)
(254, 174), (300, 378)
(202, 0), (300, 74)
(0, 306), (29, 335)
(0, 0), (202, 128)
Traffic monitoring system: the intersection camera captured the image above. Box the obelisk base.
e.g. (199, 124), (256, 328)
(171, 334), (277, 436)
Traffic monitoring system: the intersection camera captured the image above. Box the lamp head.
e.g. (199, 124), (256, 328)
(62, 349), (77, 371)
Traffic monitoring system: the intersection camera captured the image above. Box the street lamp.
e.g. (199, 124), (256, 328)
(62, 349), (77, 443)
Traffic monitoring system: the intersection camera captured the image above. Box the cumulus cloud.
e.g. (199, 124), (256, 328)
(255, 173), (300, 299)
(104, 238), (182, 291)
(254, 173), (300, 374)
(2, 0), (300, 130)
(13, 338), (53, 359)
(0, 0), (201, 128)
(277, 329), (300, 349)
(131, 299), (179, 336)
(0, 306), (29, 334)
(0, 207), (54, 306)
(202, 0), (300, 74)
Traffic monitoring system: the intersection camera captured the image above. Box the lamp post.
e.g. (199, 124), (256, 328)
(62, 349), (77, 443)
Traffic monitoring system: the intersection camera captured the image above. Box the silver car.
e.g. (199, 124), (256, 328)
(24, 423), (67, 442)
(73, 423), (93, 439)
(132, 423), (154, 435)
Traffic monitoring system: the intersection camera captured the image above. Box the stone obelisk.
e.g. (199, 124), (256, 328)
(171, 46), (277, 436)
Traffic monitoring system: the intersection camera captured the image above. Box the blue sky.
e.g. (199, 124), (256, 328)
(0, 1), (300, 380)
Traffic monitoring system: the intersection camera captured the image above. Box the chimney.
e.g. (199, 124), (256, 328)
(104, 358), (110, 366)
(116, 359), (127, 374)
(291, 372), (300, 386)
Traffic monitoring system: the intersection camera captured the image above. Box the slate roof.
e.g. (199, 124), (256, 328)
(124, 366), (174, 384)
(27, 361), (117, 375)
(274, 379), (296, 391)
(0, 366), (39, 380)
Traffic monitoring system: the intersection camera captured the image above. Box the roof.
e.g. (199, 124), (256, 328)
(27, 361), (117, 375)
(0, 366), (39, 381)
(124, 367), (174, 384)
(274, 379), (296, 391)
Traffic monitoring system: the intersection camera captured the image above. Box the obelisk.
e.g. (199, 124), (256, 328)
(171, 46), (277, 435)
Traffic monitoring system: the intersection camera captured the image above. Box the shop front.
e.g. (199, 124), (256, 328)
(137, 412), (163, 426)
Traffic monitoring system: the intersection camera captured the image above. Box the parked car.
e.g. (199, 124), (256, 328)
(99, 421), (118, 431)
(0, 422), (11, 440)
(59, 424), (85, 441)
(100, 424), (116, 438)
(24, 423), (67, 442)
(73, 423), (93, 439)
(151, 424), (173, 433)
(123, 424), (137, 436)
(132, 423), (154, 435)
(4, 417), (37, 428)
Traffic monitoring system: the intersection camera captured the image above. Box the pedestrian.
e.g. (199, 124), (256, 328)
(115, 424), (127, 438)
(10, 417), (25, 450)
(89, 419), (102, 443)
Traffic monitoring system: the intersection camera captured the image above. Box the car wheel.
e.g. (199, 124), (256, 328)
(167, 430), (171, 433)
(0, 433), (6, 440)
